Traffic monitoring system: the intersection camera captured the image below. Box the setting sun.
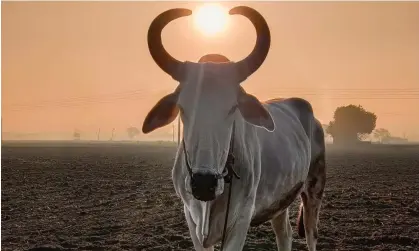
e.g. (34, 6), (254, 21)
(194, 3), (229, 36)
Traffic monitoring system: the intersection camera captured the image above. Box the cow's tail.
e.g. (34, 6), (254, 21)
(297, 202), (305, 237)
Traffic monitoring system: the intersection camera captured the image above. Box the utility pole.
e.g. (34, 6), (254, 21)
(177, 115), (181, 146)
(110, 128), (115, 141)
(97, 128), (101, 141)
(172, 124), (175, 142)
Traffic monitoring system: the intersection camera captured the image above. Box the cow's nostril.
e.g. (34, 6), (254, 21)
(190, 172), (218, 201)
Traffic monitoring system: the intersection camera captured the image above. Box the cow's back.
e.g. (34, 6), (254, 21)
(263, 97), (324, 160)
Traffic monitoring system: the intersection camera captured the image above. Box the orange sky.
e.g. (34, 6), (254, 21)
(2, 2), (419, 141)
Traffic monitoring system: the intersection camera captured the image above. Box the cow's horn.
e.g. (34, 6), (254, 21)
(230, 6), (271, 82)
(148, 8), (191, 81)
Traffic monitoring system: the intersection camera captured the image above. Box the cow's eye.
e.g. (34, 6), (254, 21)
(228, 104), (238, 116)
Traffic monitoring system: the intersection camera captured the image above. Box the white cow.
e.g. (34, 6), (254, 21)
(142, 6), (326, 251)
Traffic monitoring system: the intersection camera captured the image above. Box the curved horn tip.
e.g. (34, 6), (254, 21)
(229, 6), (254, 15)
(174, 8), (193, 16)
(155, 8), (192, 20)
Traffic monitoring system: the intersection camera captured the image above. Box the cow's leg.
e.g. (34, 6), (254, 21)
(297, 154), (326, 251)
(271, 208), (292, 251)
(184, 205), (214, 251)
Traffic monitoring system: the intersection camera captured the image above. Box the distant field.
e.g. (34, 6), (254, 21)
(1, 142), (419, 250)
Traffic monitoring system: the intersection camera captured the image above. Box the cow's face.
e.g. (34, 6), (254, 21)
(142, 7), (274, 201)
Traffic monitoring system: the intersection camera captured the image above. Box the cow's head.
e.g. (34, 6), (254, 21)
(142, 6), (274, 201)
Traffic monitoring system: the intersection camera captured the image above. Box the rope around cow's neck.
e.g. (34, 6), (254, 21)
(220, 121), (237, 251)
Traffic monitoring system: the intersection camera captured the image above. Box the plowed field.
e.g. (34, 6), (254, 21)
(2, 142), (419, 250)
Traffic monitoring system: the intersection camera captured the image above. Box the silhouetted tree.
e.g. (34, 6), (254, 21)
(321, 124), (329, 135)
(73, 129), (81, 140)
(127, 127), (140, 140)
(373, 128), (391, 143)
(326, 105), (377, 144)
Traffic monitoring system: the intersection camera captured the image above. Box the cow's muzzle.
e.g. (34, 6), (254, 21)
(190, 172), (218, 201)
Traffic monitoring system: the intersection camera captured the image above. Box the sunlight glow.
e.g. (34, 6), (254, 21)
(194, 3), (229, 37)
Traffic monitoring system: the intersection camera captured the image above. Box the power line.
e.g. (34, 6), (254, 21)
(3, 88), (419, 112)
(3, 88), (148, 107)
(269, 88), (419, 91)
(4, 93), (148, 112)
(3, 91), (147, 108)
(5, 95), (419, 112)
(4, 87), (418, 107)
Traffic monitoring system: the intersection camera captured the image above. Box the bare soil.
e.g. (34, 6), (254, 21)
(2, 142), (419, 251)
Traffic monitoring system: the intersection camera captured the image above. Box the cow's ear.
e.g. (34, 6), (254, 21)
(238, 92), (275, 132)
(142, 92), (179, 134)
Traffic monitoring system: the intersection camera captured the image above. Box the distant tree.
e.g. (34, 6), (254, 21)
(321, 124), (329, 135)
(127, 127), (140, 140)
(373, 128), (391, 143)
(326, 104), (377, 144)
(321, 124), (333, 142)
(73, 129), (81, 140)
(357, 134), (369, 141)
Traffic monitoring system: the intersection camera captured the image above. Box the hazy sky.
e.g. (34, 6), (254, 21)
(2, 1), (419, 140)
